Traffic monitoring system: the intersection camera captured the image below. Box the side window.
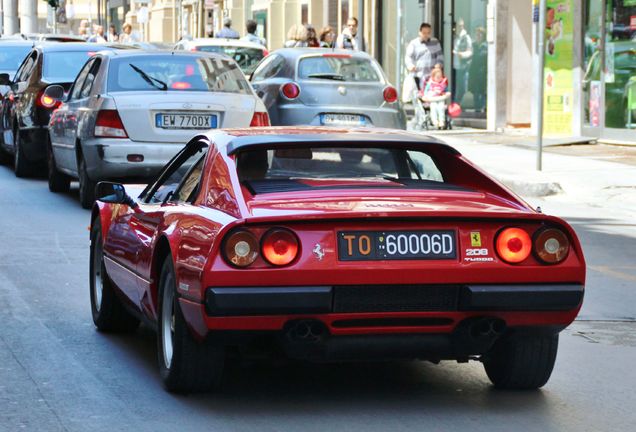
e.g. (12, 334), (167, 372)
(16, 52), (37, 83)
(171, 156), (205, 203)
(80, 59), (102, 98)
(70, 59), (94, 100)
(252, 55), (284, 82)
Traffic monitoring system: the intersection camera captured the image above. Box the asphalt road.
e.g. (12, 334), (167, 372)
(0, 162), (635, 432)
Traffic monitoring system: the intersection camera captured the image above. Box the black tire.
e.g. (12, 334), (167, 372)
(89, 220), (140, 332)
(483, 333), (559, 390)
(79, 155), (96, 209)
(157, 256), (224, 393)
(14, 129), (36, 178)
(47, 139), (71, 193)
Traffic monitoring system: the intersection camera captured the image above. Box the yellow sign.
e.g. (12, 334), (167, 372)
(470, 232), (482, 247)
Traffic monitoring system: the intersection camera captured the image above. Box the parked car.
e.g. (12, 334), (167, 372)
(47, 50), (269, 208)
(20, 33), (87, 43)
(249, 48), (406, 129)
(0, 43), (134, 177)
(173, 38), (267, 76)
(90, 127), (585, 393)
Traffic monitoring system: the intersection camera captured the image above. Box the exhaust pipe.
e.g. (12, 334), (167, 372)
(469, 318), (506, 339)
(453, 317), (507, 358)
(285, 320), (327, 343)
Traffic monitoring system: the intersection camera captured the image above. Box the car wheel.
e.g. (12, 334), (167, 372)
(47, 139), (71, 193)
(89, 219), (140, 332)
(14, 129), (35, 178)
(157, 255), (224, 393)
(483, 333), (559, 390)
(79, 156), (96, 209)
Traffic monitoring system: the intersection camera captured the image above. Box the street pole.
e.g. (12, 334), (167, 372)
(357, 0), (363, 49)
(535, 0), (546, 171)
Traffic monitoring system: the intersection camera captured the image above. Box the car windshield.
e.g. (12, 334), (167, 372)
(298, 56), (382, 82)
(196, 46), (265, 75)
(237, 146), (449, 194)
(42, 51), (101, 82)
(0, 46), (32, 72)
(108, 54), (251, 93)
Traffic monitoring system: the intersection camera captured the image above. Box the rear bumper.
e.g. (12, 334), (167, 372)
(273, 104), (407, 129)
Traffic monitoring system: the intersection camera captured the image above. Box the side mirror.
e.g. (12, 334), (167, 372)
(0, 73), (10, 86)
(95, 182), (137, 208)
(44, 84), (65, 101)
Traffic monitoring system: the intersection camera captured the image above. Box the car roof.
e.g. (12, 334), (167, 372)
(98, 49), (232, 60)
(202, 127), (458, 155)
(37, 42), (131, 52)
(0, 39), (35, 47)
(186, 38), (265, 49)
(271, 48), (375, 61)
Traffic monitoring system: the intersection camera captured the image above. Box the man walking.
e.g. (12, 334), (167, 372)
(216, 17), (240, 39)
(336, 17), (365, 51)
(405, 22), (444, 90)
(241, 19), (266, 46)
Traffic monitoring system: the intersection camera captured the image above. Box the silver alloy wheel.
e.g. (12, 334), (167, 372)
(92, 235), (104, 312)
(161, 274), (175, 369)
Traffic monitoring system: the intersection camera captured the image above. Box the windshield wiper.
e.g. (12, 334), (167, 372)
(129, 63), (167, 91)
(307, 73), (345, 81)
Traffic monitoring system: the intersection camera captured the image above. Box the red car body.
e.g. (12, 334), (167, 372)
(90, 127), (585, 392)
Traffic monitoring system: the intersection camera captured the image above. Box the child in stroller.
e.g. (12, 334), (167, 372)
(411, 66), (454, 130)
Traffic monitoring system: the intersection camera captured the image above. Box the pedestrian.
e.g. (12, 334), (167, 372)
(119, 23), (137, 44)
(319, 26), (335, 48)
(452, 18), (473, 104)
(467, 26), (487, 112)
(241, 19), (266, 46)
(77, 20), (90, 39)
(423, 67), (449, 129)
(216, 17), (240, 39)
(284, 24), (308, 48)
(87, 25), (106, 43)
(305, 24), (320, 47)
(405, 22), (444, 91)
(107, 24), (118, 43)
(336, 17), (365, 51)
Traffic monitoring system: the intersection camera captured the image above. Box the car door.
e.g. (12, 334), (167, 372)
(3, 51), (36, 148)
(1, 54), (30, 150)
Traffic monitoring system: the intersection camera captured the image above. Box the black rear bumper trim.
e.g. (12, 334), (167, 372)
(459, 284), (584, 311)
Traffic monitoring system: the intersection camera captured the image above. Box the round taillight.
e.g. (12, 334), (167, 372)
(223, 230), (259, 267)
(534, 228), (570, 264)
(280, 82), (300, 100)
(496, 227), (532, 264)
(383, 86), (398, 103)
(261, 229), (299, 266)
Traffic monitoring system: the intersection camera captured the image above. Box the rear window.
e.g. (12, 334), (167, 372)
(298, 56), (382, 82)
(237, 146), (448, 194)
(42, 51), (101, 82)
(0, 46), (32, 72)
(107, 55), (251, 94)
(196, 46), (264, 75)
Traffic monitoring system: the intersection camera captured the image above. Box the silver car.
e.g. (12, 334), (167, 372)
(250, 48), (406, 129)
(47, 50), (269, 208)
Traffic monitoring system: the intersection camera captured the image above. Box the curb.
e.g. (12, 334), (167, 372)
(496, 176), (563, 198)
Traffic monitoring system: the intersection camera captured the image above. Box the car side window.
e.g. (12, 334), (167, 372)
(252, 54), (284, 82)
(171, 155), (205, 203)
(15, 52), (37, 83)
(70, 59), (95, 100)
(80, 59), (102, 98)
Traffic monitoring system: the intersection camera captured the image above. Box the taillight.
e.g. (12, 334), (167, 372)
(261, 229), (299, 266)
(263, 49), (269, 57)
(223, 230), (259, 267)
(94, 109), (128, 138)
(37, 89), (62, 109)
(250, 111), (270, 127)
(496, 227), (532, 264)
(383, 86), (398, 104)
(534, 228), (570, 264)
(280, 82), (300, 100)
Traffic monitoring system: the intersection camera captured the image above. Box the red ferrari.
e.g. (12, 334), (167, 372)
(90, 127), (585, 393)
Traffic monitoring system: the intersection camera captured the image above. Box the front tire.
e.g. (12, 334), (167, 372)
(47, 139), (71, 193)
(483, 333), (559, 390)
(157, 256), (224, 393)
(89, 219), (140, 332)
(14, 129), (36, 178)
(79, 155), (96, 209)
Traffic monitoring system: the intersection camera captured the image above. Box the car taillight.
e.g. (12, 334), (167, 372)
(534, 228), (570, 264)
(224, 230), (259, 267)
(280, 82), (300, 100)
(496, 227), (532, 264)
(263, 49), (269, 57)
(250, 111), (270, 127)
(383, 86), (398, 104)
(261, 229), (299, 266)
(94, 109), (128, 138)
(37, 89), (62, 109)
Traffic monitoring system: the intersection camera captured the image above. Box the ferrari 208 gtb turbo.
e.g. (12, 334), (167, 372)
(89, 127), (585, 393)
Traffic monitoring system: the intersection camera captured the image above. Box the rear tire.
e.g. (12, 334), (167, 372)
(157, 256), (225, 393)
(47, 139), (71, 193)
(14, 129), (36, 178)
(89, 219), (140, 332)
(79, 155), (96, 209)
(483, 333), (559, 390)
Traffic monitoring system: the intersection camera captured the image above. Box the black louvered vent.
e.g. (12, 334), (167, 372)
(333, 285), (460, 313)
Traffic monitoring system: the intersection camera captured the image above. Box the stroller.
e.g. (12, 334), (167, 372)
(408, 74), (460, 131)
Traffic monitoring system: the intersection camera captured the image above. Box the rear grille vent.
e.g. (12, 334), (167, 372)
(333, 285), (460, 313)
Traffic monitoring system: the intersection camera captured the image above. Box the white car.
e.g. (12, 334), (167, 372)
(174, 38), (267, 76)
(46, 50), (269, 208)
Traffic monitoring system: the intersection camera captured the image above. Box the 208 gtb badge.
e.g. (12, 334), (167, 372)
(313, 244), (325, 261)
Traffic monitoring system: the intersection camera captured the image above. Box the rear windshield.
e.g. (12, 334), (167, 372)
(237, 146), (449, 194)
(298, 56), (382, 82)
(42, 51), (100, 82)
(0, 46), (32, 72)
(196, 46), (264, 75)
(107, 55), (251, 94)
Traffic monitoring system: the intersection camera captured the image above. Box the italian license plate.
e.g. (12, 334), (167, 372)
(320, 113), (366, 126)
(155, 113), (217, 129)
(338, 230), (456, 261)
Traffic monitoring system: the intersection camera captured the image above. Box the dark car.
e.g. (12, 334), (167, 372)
(0, 43), (134, 176)
(250, 48), (406, 129)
